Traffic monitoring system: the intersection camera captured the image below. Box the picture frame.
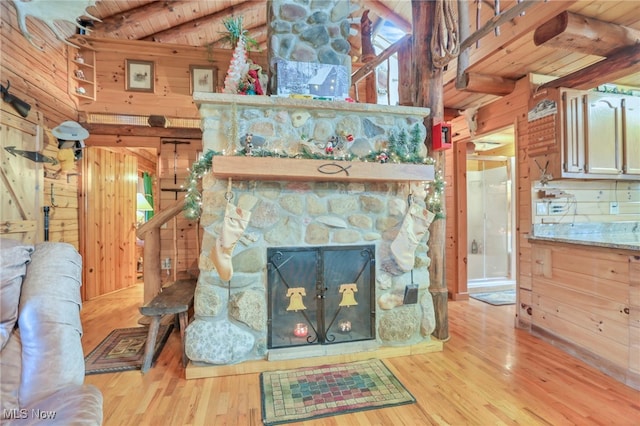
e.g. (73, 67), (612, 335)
(190, 65), (217, 94)
(126, 59), (154, 92)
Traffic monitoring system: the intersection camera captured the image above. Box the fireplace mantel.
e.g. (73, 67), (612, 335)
(194, 93), (434, 183)
(211, 156), (435, 183)
(193, 92), (431, 117)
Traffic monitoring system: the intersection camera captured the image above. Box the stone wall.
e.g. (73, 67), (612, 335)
(185, 94), (437, 365)
(267, 0), (354, 94)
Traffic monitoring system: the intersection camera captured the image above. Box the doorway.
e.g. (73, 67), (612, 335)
(466, 130), (516, 293)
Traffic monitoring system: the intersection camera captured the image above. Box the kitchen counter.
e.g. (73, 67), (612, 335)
(529, 222), (640, 252)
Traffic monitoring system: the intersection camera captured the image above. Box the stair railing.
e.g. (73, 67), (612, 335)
(136, 198), (186, 303)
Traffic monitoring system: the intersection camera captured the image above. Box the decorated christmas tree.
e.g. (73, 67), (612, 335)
(223, 36), (249, 94)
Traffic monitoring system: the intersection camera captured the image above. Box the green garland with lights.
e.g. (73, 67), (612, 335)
(183, 126), (445, 220)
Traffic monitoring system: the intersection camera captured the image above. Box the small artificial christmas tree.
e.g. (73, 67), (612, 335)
(220, 16), (261, 94)
(223, 36), (249, 94)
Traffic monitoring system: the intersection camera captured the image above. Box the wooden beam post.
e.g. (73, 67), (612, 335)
(412, 0), (449, 341)
(534, 11), (640, 57)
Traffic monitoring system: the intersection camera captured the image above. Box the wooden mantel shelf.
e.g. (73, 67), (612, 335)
(194, 92), (431, 117)
(212, 156), (435, 183)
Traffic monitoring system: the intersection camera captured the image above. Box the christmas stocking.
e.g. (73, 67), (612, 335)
(390, 204), (436, 272)
(210, 195), (256, 281)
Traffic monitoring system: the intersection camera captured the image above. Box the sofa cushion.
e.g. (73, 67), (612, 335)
(0, 239), (34, 350)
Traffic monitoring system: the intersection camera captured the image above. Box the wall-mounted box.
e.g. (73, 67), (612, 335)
(432, 122), (452, 151)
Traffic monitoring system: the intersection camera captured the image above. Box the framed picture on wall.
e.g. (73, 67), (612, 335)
(126, 59), (154, 92)
(190, 65), (217, 94)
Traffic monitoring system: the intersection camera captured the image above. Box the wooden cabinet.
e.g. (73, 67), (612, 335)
(623, 96), (640, 175)
(529, 88), (639, 180)
(68, 44), (96, 102)
(561, 89), (586, 174)
(529, 241), (638, 388)
(584, 92), (623, 175)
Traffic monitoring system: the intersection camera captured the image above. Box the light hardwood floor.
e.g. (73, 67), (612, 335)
(81, 284), (640, 425)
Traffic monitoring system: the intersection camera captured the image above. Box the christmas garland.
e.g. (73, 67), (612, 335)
(183, 136), (444, 220)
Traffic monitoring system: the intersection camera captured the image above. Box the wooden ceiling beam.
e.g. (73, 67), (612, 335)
(91, 0), (189, 37)
(143, 1), (265, 44)
(534, 11), (640, 57)
(459, 72), (516, 96)
(540, 44), (640, 90)
(445, 0), (579, 85)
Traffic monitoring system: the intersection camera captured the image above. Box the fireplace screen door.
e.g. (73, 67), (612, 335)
(267, 245), (375, 349)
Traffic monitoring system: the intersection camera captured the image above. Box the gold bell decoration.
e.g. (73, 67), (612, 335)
(286, 287), (307, 311)
(339, 283), (358, 307)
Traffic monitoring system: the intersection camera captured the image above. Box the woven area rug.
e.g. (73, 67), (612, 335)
(260, 359), (416, 425)
(84, 325), (172, 375)
(470, 289), (516, 306)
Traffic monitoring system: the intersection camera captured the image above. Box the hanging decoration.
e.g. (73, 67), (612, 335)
(431, 0), (460, 68)
(286, 288), (307, 311)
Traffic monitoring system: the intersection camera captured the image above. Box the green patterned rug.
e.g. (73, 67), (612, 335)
(469, 289), (516, 306)
(260, 359), (416, 425)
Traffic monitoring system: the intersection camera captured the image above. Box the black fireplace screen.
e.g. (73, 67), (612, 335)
(267, 244), (375, 349)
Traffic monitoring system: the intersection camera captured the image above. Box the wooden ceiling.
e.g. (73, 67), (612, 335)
(18, 0), (640, 112)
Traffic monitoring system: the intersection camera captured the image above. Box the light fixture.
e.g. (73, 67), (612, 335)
(137, 193), (153, 211)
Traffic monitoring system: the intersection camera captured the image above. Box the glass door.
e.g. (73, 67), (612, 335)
(466, 156), (514, 287)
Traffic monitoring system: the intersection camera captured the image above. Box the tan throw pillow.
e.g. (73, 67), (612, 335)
(0, 238), (34, 349)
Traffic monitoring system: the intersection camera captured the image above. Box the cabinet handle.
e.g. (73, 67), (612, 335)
(623, 307), (630, 315)
(535, 260), (544, 265)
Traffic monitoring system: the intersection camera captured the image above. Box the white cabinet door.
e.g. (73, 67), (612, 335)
(623, 96), (640, 176)
(585, 93), (623, 175)
(561, 90), (586, 174)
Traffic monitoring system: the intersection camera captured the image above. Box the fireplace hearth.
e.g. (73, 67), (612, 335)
(267, 245), (375, 349)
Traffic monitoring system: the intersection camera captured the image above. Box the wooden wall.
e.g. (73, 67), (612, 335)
(76, 38), (265, 290)
(1, 2), (81, 248)
(79, 37), (266, 118)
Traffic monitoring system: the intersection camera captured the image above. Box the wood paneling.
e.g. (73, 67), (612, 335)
(1, 2), (81, 248)
(82, 148), (137, 299)
(530, 240), (638, 387)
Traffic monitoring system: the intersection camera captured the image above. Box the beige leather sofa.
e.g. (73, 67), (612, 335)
(1, 240), (103, 425)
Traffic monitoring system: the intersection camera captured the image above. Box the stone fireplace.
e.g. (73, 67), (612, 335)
(184, 94), (441, 368)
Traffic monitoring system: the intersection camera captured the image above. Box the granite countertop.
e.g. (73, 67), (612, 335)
(528, 222), (640, 252)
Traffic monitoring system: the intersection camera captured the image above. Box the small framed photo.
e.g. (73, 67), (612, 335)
(126, 59), (154, 92)
(190, 65), (217, 94)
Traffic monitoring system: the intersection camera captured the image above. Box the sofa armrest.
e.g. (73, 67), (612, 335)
(17, 243), (86, 407)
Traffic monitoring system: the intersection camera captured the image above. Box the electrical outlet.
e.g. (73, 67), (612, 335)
(609, 202), (619, 215)
(161, 258), (172, 270)
(536, 202), (548, 215)
(549, 203), (565, 215)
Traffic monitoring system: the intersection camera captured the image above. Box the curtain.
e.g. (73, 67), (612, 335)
(143, 172), (154, 221)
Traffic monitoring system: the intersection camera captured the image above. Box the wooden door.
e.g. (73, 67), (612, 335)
(0, 111), (42, 243)
(81, 148), (137, 299)
(622, 96), (640, 176)
(585, 93), (623, 175)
